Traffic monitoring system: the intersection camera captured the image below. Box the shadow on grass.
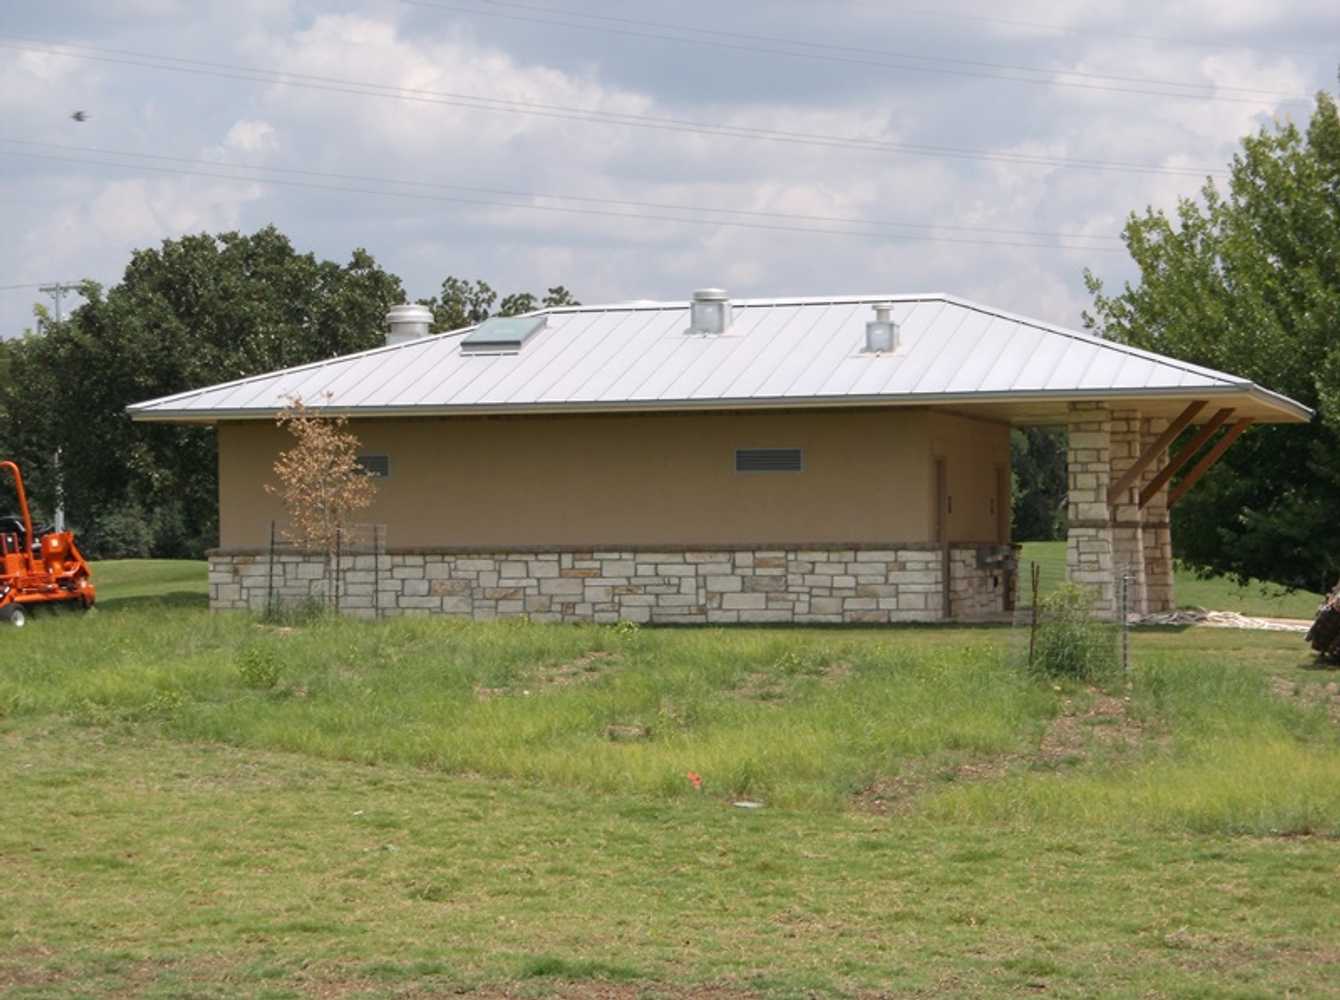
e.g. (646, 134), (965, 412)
(94, 591), (209, 614)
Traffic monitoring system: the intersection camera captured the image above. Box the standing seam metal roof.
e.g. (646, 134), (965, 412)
(126, 293), (1313, 422)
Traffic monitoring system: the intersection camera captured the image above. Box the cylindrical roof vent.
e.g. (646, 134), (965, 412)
(689, 288), (732, 335)
(385, 303), (434, 346)
(865, 302), (899, 353)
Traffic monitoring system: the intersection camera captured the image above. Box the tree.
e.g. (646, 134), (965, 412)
(1011, 427), (1067, 541)
(0, 226), (404, 556)
(1085, 89), (1340, 592)
(419, 277), (497, 332)
(420, 279), (580, 330)
(266, 396), (377, 592)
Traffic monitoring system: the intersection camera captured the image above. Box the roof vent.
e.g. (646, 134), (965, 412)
(386, 303), (434, 346)
(688, 288), (732, 335)
(864, 302), (899, 353)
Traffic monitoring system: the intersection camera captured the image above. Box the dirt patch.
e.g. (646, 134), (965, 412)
(463, 986), (762, 999)
(732, 660), (853, 703)
(731, 671), (787, 702)
(1038, 692), (1143, 763)
(1270, 676), (1340, 726)
(0, 954), (176, 998)
(476, 651), (619, 701)
(818, 660), (853, 686)
(856, 688), (1146, 815)
(542, 650), (618, 684)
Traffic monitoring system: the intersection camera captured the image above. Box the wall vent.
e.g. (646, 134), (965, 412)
(356, 454), (391, 479)
(736, 448), (803, 473)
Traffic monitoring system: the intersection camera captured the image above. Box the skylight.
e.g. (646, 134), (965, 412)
(460, 315), (547, 354)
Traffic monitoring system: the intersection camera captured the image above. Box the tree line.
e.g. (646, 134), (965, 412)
(0, 225), (576, 558)
(2, 86), (1336, 589)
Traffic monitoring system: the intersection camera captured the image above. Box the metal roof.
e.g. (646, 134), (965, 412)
(127, 293), (1313, 425)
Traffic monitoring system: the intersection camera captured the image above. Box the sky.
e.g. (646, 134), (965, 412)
(1, 0), (1337, 338)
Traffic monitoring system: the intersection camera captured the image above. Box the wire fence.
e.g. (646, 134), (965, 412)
(1010, 559), (1134, 678)
(263, 520), (387, 620)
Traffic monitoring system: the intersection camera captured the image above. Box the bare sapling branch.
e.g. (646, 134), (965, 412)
(265, 395), (377, 607)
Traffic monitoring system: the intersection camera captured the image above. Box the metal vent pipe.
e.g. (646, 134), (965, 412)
(385, 303), (434, 346)
(689, 288), (732, 335)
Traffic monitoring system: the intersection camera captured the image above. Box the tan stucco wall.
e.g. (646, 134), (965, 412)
(217, 408), (1010, 549)
(928, 411), (1014, 545)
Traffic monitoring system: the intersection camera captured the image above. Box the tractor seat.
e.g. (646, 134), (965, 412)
(0, 515), (48, 554)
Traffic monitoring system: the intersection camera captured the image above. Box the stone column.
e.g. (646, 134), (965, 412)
(1140, 416), (1176, 613)
(1066, 402), (1116, 618)
(1109, 408), (1147, 616)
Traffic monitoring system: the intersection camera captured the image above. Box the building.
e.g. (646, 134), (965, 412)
(128, 291), (1311, 624)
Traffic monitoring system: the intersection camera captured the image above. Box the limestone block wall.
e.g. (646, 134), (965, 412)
(208, 543), (1017, 624)
(1140, 416), (1176, 613)
(1064, 402), (1179, 618)
(1109, 408), (1149, 615)
(1066, 402), (1117, 617)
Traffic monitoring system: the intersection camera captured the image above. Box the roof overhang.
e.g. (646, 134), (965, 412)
(128, 383), (1312, 426)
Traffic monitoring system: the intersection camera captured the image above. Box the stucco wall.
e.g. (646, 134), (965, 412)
(928, 411), (1013, 545)
(217, 408), (1010, 550)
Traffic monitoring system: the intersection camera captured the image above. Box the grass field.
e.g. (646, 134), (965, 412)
(1019, 540), (1325, 618)
(2, 561), (1338, 997)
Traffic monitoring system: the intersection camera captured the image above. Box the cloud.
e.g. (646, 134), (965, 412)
(2, 0), (1338, 339)
(223, 120), (279, 156)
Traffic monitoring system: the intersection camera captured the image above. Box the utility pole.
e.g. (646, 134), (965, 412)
(36, 282), (81, 532)
(38, 282), (81, 324)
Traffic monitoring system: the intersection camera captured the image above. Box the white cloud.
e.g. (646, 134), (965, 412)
(3, 0), (1338, 339)
(223, 120), (279, 156)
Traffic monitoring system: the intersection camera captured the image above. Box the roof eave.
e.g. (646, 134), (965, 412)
(126, 382), (1314, 425)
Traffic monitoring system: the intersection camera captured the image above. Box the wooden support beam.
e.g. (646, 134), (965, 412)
(1107, 400), (1207, 508)
(1168, 418), (1253, 508)
(1138, 408), (1233, 508)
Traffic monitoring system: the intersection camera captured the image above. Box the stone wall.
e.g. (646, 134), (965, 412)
(208, 543), (1017, 624)
(1064, 401), (1179, 618)
(1140, 416), (1176, 613)
(1065, 401), (1117, 617)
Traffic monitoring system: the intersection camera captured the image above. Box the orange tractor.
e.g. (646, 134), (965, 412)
(0, 461), (95, 628)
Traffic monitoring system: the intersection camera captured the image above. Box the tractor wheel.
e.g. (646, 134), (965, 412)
(0, 605), (26, 628)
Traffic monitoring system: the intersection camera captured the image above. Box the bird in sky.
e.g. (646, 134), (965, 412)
(70, 110), (88, 122)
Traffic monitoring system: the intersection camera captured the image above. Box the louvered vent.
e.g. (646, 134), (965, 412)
(735, 448), (803, 473)
(356, 454), (391, 479)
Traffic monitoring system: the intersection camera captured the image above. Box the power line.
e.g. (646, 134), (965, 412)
(0, 138), (1125, 244)
(0, 147), (1131, 254)
(0, 282), (52, 292)
(901, 7), (1335, 61)
(0, 38), (1232, 179)
(400, 0), (1313, 104)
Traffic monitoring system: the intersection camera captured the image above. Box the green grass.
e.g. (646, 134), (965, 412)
(1020, 540), (1324, 618)
(2, 559), (1338, 997)
(90, 558), (209, 611)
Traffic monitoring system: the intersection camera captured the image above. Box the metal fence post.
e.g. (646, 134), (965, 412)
(334, 523), (343, 614)
(373, 524), (381, 621)
(266, 520), (276, 620)
(1119, 571), (1131, 675)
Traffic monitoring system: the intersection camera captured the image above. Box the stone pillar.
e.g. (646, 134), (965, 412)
(1066, 402), (1116, 618)
(1140, 416), (1176, 613)
(1109, 408), (1147, 616)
